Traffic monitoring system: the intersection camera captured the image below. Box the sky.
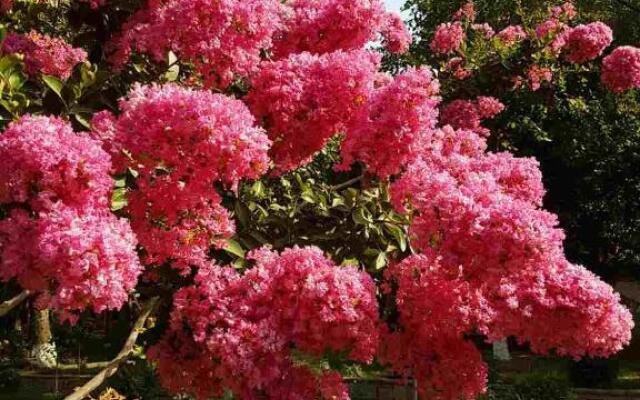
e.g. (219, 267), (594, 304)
(384, 0), (405, 14)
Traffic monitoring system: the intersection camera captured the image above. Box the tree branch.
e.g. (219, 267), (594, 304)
(332, 175), (363, 191)
(64, 297), (159, 400)
(0, 291), (31, 317)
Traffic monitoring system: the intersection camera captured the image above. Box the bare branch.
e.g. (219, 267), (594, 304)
(332, 175), (363, 191)
(64, 297), (159, 400)
(0, 291), (31, 317)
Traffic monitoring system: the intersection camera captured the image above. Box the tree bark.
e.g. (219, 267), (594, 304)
(0, 290), (30, 317)
(31, 308), (57, 368)
(492, 339), (511, 361)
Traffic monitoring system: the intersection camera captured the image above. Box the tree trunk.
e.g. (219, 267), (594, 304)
(492, 339), (511, 361)
(31, 308), (57, 368)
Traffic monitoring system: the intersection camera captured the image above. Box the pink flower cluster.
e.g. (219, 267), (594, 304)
(338, 67), (441, 178)
(246, 50), (380, 174)
(601, 46), (640, 93)
(380, 12), (412, 54)
(562, 22), (613, 64)
(1, 31), (87, 80)
(472, 23), (495, 40)
(93, 84), (270, 271)
(496, 25), (527, 45)
(384, 125), (633, 398)
(379, 254), (488, 400)
(149, 246), (379, 400)
(430, 22), (466, 55)
(0, 116), (141, 319)
(439, 96), (504, 135)
(527, 65), (553, 91)
(108, 0), (284, 89)
(452, 1), (475, 22)
(273, 0), (410, 58)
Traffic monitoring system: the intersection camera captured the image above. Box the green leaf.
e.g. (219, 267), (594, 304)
(74, 113), (91, 129)
(224, 239), (246, 258)
(42, 75), (64, 100)
(111, 188), (128, 211)
(374, 251), (387, 270)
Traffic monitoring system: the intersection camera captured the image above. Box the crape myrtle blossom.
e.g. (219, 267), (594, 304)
(338, 66), (441, 178)
(108, 0), (284, 89)
(0, 115), (112, 211)
(0, 116), (141, 319)
(601, 46), (640, 93)
(527, 65), (553, 91)
(496, 25), (527, 45)
(562, 22), (613, 64)
(439, 96), (504, 136)
(452, 1), (475, 22)
(246, 50), (380, 174)
(380, 12), (412, 54)
(92, 83), (270, 271)
(385, 126), (633, 399)
(149, 246), (378, 400)
(430, 22), (466, 55)
(272, 0), (411, 58)
(1, 30), (87, 80)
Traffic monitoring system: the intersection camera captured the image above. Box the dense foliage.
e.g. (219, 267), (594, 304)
(0, 1), (637, 399)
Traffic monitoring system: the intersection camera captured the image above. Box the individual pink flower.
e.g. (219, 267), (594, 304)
(601, 46), (640, 93)
(1, 31), (87, 79)
(452, 1), (475, 22)
(563, 22), (613, 63)
(496, 25), (527, 45)
(246, 50), (380, 174)
(108, 0), (284, 89)
(430, 22), (466, 55)
(527, 65), (553, 91)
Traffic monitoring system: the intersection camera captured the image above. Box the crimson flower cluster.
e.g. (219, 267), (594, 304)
(109, 0), (410, 89)
(92, 83), (270, 272)
(439, 96), (504, 136)
(1, 30), (87, 80)
(246, 50), (381, 174)
(0, 116), (141, 320)
(385, 125), (633, 399)
(273, 0), (410, 57)
(149, 246), (379, 400)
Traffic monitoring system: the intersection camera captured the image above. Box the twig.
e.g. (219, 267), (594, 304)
(332, 175), (363, 191)
(0, 290), (31, 317)
(64, 297), (159, 400)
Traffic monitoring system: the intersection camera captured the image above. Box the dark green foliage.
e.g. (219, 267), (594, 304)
(569, 358), (620, 388)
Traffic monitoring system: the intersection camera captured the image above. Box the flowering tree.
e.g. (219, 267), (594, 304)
(0, 1), (636, 399)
